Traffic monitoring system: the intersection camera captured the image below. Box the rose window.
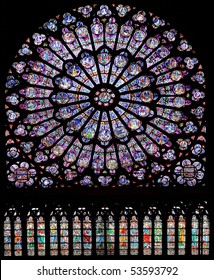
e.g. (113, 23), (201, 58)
(5, 4), (206, 188)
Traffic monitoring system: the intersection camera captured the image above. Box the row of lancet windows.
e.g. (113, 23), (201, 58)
(4, 205), (209, 256)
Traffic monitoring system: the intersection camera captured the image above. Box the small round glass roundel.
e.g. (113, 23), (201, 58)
(56, 92), (69, 104)
(94, 88), (115, 107)
(99, 91), (111, 103)
(141, 91), (153, 102)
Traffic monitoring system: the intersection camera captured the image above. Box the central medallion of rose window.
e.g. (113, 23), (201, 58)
(94, 88), (115, 107)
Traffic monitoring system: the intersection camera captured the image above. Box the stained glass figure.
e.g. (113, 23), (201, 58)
(60, 216), (69, 256)
(202, 215), (209, 255)
(191, 204), (209, 255)
(106, 215), (115, 255)
(119, 208), (138, 255)
(143, 207), (162, 255)
(27, 216), (35, 256)
(178, 215), (186, 255)
(73, 208), (92, 256)
(167, 208), (186, 255)
(37, 216), (45, 256)
(14, 217), (22, 256)
(191, 215), (199, 255)
(154, 215), (162, 255)
(130, 215), (139, 255)
(5, 4), (206, 189)
(96, 215), (105, 255)
(26, 208), (46, 256)
(73, 216), (82, 256)
(119, 215), (128, 255)
(50, 216), (58, 256)
(143, 215), (152, 255)
(167, 215), (175, 255)
(4, 217), (11, 256)
(83, 216), (92, 256)
(96, 207), (115, 255)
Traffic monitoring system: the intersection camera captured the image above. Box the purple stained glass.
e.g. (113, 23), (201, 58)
(5, 4), (206, 188)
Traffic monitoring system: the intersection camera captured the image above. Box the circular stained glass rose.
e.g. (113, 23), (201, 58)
(5, 4), (206, 188)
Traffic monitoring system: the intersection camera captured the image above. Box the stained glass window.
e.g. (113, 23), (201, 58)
(37, 216), (45, 256)
(106, 215), (115, 255)
(191, 204), (210, 255)
(49, 208), (69, 256)
(73, 216), (82, 256)
(26, 208), (46, 256)
(191, 215), (199, 255)
(167, 215), (175, 255)
(50, 216), (58, 256)
(5, 4), (206, 189)
(119, 208), (138, 255)
(130, 215), (139, 255)
(96, 207), (115, 255)
(143, 215), (152, 255)
(178, 215), (186, 255)
(143, 207), (162, 255)
(60, 216), (69, 256)
(119, 215), (128, 255)
(27, 216), (35, 256)
(96, 215), (105, 255)
(167, 210), (186, 255)
(2, 203), (210, 256)
(4, 217), (11, 256)
(154, 215), (162, 255)
(83, 216), (92, 256)
(14, 217), (22, 256)
(202, 215), (209, 255)
(73, 208), (92, 256)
